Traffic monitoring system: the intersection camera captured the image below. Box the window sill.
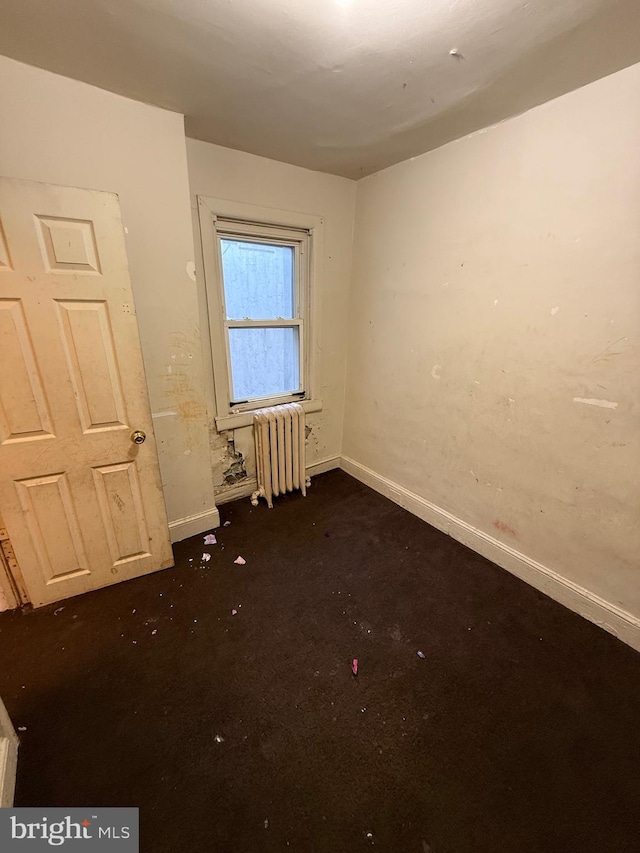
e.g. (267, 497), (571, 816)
(215, 399), (323, 432)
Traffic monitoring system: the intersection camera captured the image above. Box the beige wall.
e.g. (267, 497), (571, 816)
(185, 139), (356, 496)
(0, 56), (217, 539)
(344, 63), (640, 623)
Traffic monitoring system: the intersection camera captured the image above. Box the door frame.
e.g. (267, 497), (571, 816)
(0, 531), (24, 610)
(0, 697), (18, 807)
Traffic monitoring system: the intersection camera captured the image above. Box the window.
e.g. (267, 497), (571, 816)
(218, 221), (307, 407)
(198, 200), (319, 423)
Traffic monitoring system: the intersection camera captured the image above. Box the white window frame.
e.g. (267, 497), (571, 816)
(217, 219), (308, 410)
(197, 197), (323, 431)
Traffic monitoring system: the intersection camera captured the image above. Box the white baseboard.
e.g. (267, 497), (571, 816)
(307, 456), (341, 477)
(215, 479), (257, 505)
(340, 455), (640, 653)
(168, 506), (220, 543)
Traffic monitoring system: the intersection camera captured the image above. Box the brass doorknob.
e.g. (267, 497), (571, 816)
(131, 429), (146, 445)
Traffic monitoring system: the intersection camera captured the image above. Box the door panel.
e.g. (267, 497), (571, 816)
(0, 177), (173, 606)
(56, 299), (128, 432)
(0, 298), (54, 442)
(35, 215), (101, 274)
(15, 472), (89, 585)
(92, 462), (152, 567)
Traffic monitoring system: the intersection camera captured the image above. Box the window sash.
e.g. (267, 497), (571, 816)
(215, 218), (309, 242)
(226, 322), (305, 406)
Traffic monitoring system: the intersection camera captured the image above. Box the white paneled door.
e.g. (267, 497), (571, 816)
(0, 178), (173, 607)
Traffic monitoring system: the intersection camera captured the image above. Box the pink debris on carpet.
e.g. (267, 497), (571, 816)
(352, 658), (358, 676)
(204, 534), (217, 545)
(201, 553), (211, 562)
(231, 609), (238, 616)
(234, 556), (246, 565)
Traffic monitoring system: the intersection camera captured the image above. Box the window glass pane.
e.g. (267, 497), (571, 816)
(220, 239), (295, 320)
(229, 327), (300, 401)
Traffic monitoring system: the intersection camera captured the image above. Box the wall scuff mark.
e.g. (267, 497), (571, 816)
(573, 397), (618, 410)
(492, 519), (517, 538)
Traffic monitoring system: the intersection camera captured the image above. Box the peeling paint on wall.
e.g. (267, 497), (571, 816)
(221, 438), (247, 486)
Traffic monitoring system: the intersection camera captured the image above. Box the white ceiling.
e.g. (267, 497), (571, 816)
(1, 0), (640, 178)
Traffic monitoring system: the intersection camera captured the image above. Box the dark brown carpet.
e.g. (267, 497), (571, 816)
(1, 469), (639, 852)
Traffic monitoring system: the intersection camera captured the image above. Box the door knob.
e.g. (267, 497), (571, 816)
(131, 429), (146, 445)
